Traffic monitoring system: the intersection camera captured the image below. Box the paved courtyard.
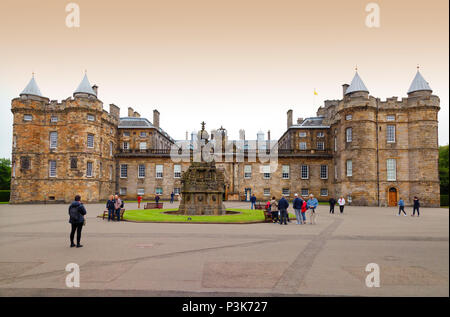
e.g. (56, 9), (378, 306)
(0, 201), (448, 297)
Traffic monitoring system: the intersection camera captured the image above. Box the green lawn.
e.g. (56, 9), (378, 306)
(122, 208), (295, 223)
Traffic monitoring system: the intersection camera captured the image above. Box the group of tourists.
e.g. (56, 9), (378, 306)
(106, 195), (124, 221)
(328, 196), (346, 214)
(265, 193), (319, 225)
(397, 196), (421, 217)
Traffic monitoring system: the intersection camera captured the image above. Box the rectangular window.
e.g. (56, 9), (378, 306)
(13, 135), (17, 148)
(387, 159), (397, 181)
(244, 165), (252, 179)
(346, 114), (352, 121)
(299, 142), (307, 150)
(317, 142), (325, 150)
(139, 142), (147, 150)
(320, 165), (328, 179)
(120, 164), (128, 178)
(334, 136), (337, 152)
(49, 160), (57, 177)
(156, 164), (163, 178)
(299, 132), (307, 137)
(109, 165), (113, 181)
(386, 115), (395, 121)
(20, 156), (30, 170)
(110, 142), (113, 156)
(86, 162), (93, 177)
(346, 160), (353, 177)
(120, 187), (127, 195)
(263, 188), (270, 196)
(174, 188), (181, 195)
(87, 134), (94, 148)
(387, 125), (396, 143)
(99, 162), (102, 178)
(320, 188), (328, 196)
(138, 164), (145, 178)
(282, 165), (290, 179)
(123, 131), (130, 137)
(50, 116), (58, 123)
(23, 114), (32, 121)
(156, 187), (163, 195)
(317, 132), (324, 138)
(301, 189), (309, 197)
(137, 188), (145, 195)
(87, 114), (95, 121)
(174, 164), (181, 178)
(123, 141), (129, 150)
(346, 128), (352, 142)
(301, 165), (309, 179)
(282, 188), (290, 196)
(49, 132), (58, 149)
(140, 132), (146, 137)
(262, 165), (271, 179)
(70, 157), (77, 169)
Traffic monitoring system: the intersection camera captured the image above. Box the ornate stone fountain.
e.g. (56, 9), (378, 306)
(178, 122), (226, 215)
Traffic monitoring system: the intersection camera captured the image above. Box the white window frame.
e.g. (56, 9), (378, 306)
(317, 141), (325, 150)
(299, 132), (307, 137)
(299, 142), (307, 150)
(86, 161), (93, 177)
(49, 131), (58, 149)
(386, 115), (395, 121)
(120, 187), (127, 195)
(301, 165), (309, 179)
(346, 114), (352, 121)
(137, 188), (145, 195)
(139, 142), (147, 150)
(346, 160), (353, 177)
(244, 165), (252, 179)
(174, 188), (181, 195)
(263, 188), (270, 196)
(320, 165), (328, 179)
(50, 116), (58, 123)
(262, 165), (271, 179)
(387, 159), (397, 181)
(122, 142), (129, 150)
(155, 187), (163, 195)
(282, 188), (290, 196)
(174, 164), (181, 178)
(334, 136), (337, 152)
(282, 165), (290, 179)
(123, 131), (130, 137)
(301, 189), (309, 197)
(110, 142), (113, 156)
(120, 164), (128, 178)
(156, 164), (163, 179)
(49, 160), (57, 177)
(87, 134), (94, 148)
(87, 114), (95, 121)
(138, 164), (146, 178)
(317, 132), (324, 138)
(109, 165), (113, 181)
(387, 125), (396, 143)
(23, 114), (32, 121)
(320, 188), (328, 196)
(346, 128), (352, 143)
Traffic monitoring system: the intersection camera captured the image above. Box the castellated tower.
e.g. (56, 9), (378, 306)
(10, 74), (120, 203)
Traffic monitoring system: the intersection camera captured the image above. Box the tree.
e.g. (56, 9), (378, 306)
(439, 145), (449, 195)
(0, 158), (11, 190)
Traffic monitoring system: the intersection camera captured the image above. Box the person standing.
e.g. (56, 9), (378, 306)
(307, 194), (318, 224)
(338, 196), (345, 214)
(137, 195), (142, 208)
(300, 199), (307, 224)
(106, 195), (115, 221)
(278, 196), (289, 225)
(114, 194), (122, 221)
(155, 194), (160, 206)
(412, 196), (420, 217)
(250, 194), (257, 210)
(68, 195), (87, 248)
(170, 192), (175, 204)
(398, 198), (406, 216)
(270, 196), (279, 223)
(329, 197), (336, 214)
(293, 193), (304, 225)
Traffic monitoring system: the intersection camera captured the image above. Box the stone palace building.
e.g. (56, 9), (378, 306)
(9, 70), (440, 206)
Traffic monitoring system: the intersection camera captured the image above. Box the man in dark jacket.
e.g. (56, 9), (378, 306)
(412, 196), (420, 217)
(250, 194), (257, 209)
(292, 194), (304, 224)
(68, 195), (87, 248)
(106, 195), (115, 221)
(278, 196), (289, 225)
(329, 197), (336, 214)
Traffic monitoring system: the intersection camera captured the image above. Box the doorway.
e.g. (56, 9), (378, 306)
(388, 187), (398, 206)
(244, 188), (251, 202)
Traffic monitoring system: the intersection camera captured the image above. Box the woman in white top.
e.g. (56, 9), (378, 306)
(338, 196), (345, 214)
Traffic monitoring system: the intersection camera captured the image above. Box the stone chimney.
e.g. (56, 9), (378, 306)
(153, 109), (160, 128)
(297, 117), (304, 124)
(128, 107), (134, 117)
(342, 84), (349, 97)
(239, 129), (245, 140)
(92, 85), (98, 96)
(287, 109), (293, 129)
(109, 104), (120, 120)
(133, 111), (140, 118)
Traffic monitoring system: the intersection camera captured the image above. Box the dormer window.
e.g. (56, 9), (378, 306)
(346, 114), (352, 121)
(386, 115), (395, 121)
(87, 114), (95, 121)
(140, 132), (147, 137)
(299, 132), (307, 137)
(123, 131), (130, 137)
(50, 116), (58, 123)
(317, 132), (324, 138)
(23, 114), (32, 121)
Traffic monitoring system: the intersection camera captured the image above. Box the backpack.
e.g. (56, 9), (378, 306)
(69, 205), (80, 222)
(120, 200), (124, 209)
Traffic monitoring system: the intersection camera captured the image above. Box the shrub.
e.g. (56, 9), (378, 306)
(441, 194), (449, 207)
(0, 190), (10, 202)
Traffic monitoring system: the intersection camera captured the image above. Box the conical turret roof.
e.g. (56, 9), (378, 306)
(407, 70), (432, 94)
(345, 71), (369, 95)
(20, 74), (44, 97)
(74, 73), (97, 96)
